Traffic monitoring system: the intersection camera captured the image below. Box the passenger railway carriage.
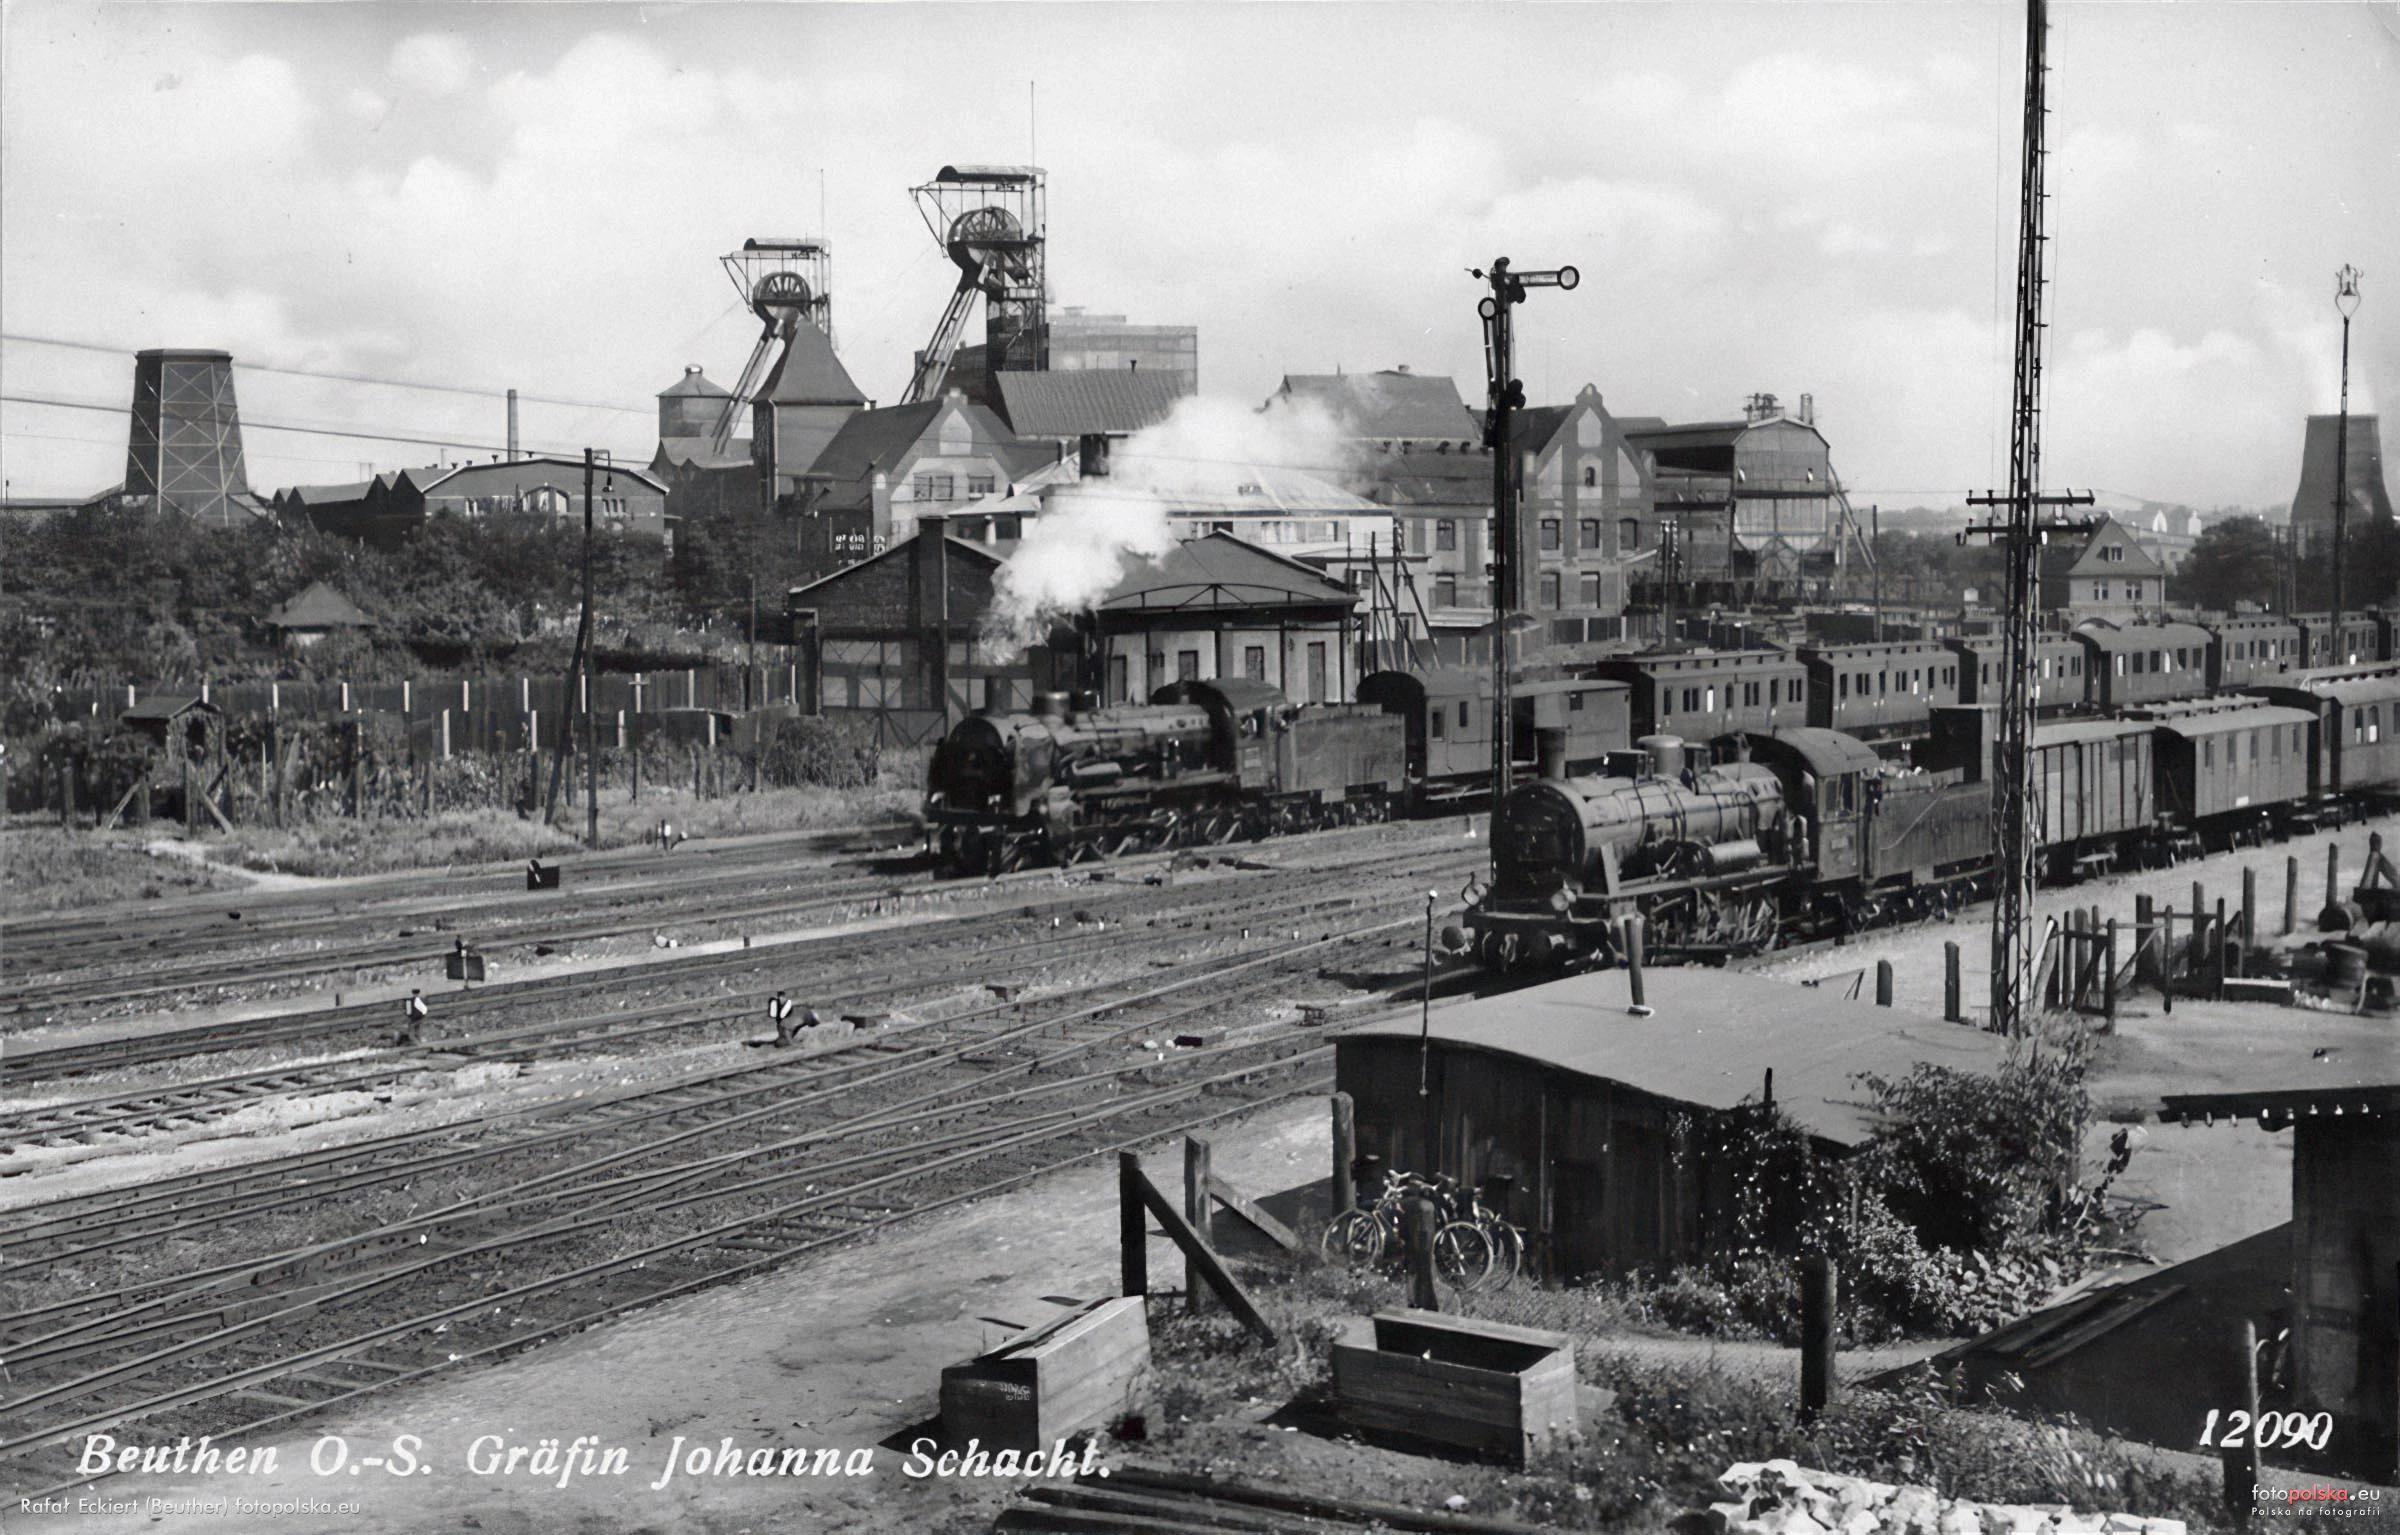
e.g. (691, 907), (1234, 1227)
(1797, 641), (1959, 741)
(2294, 612), (2386, 671)
(925, 611), (2400, 882)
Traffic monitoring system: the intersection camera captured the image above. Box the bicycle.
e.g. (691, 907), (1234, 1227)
(1321, 1168), (1493, 1289)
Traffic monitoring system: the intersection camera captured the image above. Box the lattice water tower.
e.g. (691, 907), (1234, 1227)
(901, 165), (1047, 405)
(122, 348), (256, 526)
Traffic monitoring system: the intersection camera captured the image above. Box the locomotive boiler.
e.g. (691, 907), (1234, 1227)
(925, 679), (1404, 871)
(1463, 732), (1792, 968)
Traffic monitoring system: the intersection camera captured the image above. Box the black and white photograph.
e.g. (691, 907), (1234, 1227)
(2, 2), (2396, 1531)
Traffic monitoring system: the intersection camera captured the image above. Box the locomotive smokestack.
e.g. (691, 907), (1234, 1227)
(1536, 727), (1569, 782)
(1033, 691), (1070, 719)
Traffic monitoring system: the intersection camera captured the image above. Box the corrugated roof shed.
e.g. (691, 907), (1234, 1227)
(1343, 966), (2012, 1145)
(1273, 371), (1479, 440)
(995, 371), (1185, 437)
(1098, 532), (1357, 612)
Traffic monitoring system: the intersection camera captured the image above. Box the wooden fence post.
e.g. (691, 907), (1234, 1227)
(2135, 894), (2156, 985)
(2285, 854), (2299, 936)
(1402, 1197), (1439, 1312)
(1943, 941), (1962, 1023)
(1331, 1092), (1356, 1220)
(58, 765), (72, 829)
(1185, 1137), (1212, 1315)
(1119, 1151), (1147, 1299)
(2104, 919), (2119, 1032)
(1800, 1253), (1837, 1422)
(2242, 866), (2258, 947)
(2327, 842), (2342, 922)
(1874, 960), (1894, 1007)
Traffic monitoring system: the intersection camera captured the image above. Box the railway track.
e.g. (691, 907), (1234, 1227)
(0, 906), (1414, 1497)
(2, 825), (1482, 1084)
(0, 851), (1456, 1148)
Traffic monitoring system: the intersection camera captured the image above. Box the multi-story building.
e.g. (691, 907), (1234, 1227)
(2037, 515), (2166, 618)
(790, 391), (1055, 576)
(1626, 394), (1866, 605)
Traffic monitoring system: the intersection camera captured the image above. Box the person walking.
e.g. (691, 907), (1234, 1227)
(769, 990), (796, 1047)
(400, 989), (429, 1046)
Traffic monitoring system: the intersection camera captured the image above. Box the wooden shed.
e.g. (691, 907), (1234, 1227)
(1333, 968), (2012, 1280)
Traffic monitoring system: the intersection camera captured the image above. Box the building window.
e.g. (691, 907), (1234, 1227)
(1579, 518), (1601, 551)
(2129, 582), (2143, 602)
(1147, 651), (1167, 690)
(1109, 654), (1129, 703)
(1579, 572), (1601, 607)
(2102, 545), (2125, 562)
(1433, 575), (1457, 607)
(1435, 520), (1456, 551)
(1178, 650), (1200, 681)
(1539, 573), (1560, 609)
(1540, 519), (1560, 552)
(997, 515), (1022, 540)
(1619, 517), (1641, 552)
(1243, 645), (1267, 681)
(1582, 466), (1597, 488)
(968, 474), (996, 497)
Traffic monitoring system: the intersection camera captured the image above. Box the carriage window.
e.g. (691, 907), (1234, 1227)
(1431, 710), (1445, 739)
(1685, 688), (1702, 712)
(1839, 674), (1850, 700)
(1878, 670), (1888, 695)
(1459, 701), (1470, 728)
(1569, 691), (1585, 712)
(2204, 740), (2214, 767)
(1770, 678), (1781, 705)
(1705, 687), (1718, 711)
(2250, 733), (2260, 762)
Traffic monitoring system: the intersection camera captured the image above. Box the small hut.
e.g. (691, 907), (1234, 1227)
(264, 582), (373, 648)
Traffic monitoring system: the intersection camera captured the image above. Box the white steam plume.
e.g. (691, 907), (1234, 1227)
(977, 393), (1362, 663)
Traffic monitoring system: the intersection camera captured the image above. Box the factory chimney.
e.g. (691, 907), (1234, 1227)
(2290, 414), (2393, 555)
(507, 389), (521, 462)
(1798, 393), (1815, 427)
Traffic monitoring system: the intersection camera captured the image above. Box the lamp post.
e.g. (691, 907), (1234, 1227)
(2331, 265), (2363, 630)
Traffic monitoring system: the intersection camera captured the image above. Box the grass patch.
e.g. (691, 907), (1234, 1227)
(1137, 1251), (2228, 1532)
(0, 824), (251, 913)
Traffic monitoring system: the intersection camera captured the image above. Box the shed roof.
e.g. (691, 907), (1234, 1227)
(2032, 716), (2153, 747)
(1097, 532), (1356, 613)
(122, 696), (219, 723)
(265, 581), (372, 630)
(1342, 967), (2012, 1146)
(995, 371), (1185, 438)
(2140, 704), (2314, 739)
(2075, 621), (2212, 652)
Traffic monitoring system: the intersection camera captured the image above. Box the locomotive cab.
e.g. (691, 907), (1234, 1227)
(1740, 729), (1883, 886)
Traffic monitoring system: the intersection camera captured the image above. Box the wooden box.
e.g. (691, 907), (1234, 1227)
(940, 1296), (1152, 1453)
(1330, 1308), (1577, 1467)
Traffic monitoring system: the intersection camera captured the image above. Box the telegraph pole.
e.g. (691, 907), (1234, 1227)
(1472, 256), (1578, 874)
(2332, 265), (2363, 626)
(580, 449), (601, 848)
(1958, 0), (2094, 1037)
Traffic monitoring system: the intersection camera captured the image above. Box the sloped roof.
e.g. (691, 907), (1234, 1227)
(758, 323), (866, 407)
(2049, 518), (2165, 581)
(995, 371), (1185, 437)
(1069, 461), (1387, 516)
(123, 695), (219, 722)
(1273, 371), (1479, 440)
(784, 531), (1005, 602)
(1624, 420), (1752, 452)
(1098, 532), (1357, 612)
(652, 437), (755, 473)
(265, 581), (372, 630)
(1342, 965), (2012, 1147)
(658, 367), (732, 400)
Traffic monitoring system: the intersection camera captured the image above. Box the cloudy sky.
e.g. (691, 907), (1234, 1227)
(2, 2), (2393, 507)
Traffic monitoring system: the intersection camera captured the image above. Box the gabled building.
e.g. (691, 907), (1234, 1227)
(993, 370), (1185, 477)
(791, 392), (1055, 577)
(753, 322), (868, 503)
(1266, 367), (1482, 446)
(263, 582), (373, 648)
(2037, 516), (2165, 618)
(1509, 385), (1645, 639)
(280, 456), (670, 547)
(649, 365), (761, 527)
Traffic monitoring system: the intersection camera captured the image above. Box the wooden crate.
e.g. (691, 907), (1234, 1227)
(939, 1296), (1152, 1453)
(1330, 1308), (1577, 1467)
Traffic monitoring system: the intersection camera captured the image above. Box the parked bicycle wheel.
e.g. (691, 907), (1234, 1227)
(1321, 1208), (1385, 1266)
(1432, 1220), (1494, 1289)
(1483, 1220), (1525, 1289)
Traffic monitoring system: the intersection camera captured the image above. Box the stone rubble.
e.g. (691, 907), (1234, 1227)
(1670, 1459), (2189, 1535)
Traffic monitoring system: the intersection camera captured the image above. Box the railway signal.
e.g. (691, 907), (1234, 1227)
(1469, 257), (1578, 877)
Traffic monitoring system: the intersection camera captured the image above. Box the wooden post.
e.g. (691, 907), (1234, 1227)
(2192, 881), (2206, 962)
(2327, 842), (2342, 919)
(693, 745), (703, 800)
(1184, 1137), (1212, 1315)
(2161, 909), (2174, 1015)
(2135, 894), (2157, 985)
(2215, 899), (2230, 995)
(1622, 915), (1648, 1012)
(1331, 1092), (1357, 1220)
(2242, 865), (2258, 947)
(1402, 1197), (1440, 1312)
(58, 764), (72, 829)
(1873, 960), (1894, 1006)
(2223, 1319), (2261, 1526)
(631, 733), (641, 802)
(2104, 919), (2119, 1032)
(2285, 854), (2300, 936)
(1799, 1253), (1837, 1422)
(1943, 941), (1963, 1023)
(1119, 1152), (1147, 1299)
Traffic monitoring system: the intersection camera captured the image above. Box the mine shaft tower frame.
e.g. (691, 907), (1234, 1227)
(1962, 0), (2093, 1037)
(710, 237), (834, 455)
(903, 165), (1048, 405)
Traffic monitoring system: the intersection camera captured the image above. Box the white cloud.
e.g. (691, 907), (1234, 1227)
(390, 34), (476, 97)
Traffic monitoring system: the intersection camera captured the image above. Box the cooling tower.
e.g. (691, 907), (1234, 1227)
(2290, 413), (2394, 554)
(123, 348), (261, 526)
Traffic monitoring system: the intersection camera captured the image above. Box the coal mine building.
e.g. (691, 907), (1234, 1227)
(1334, 967), (2011, 1279)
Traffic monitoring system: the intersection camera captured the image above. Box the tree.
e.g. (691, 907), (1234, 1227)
(2179, 515), (2286, 612)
